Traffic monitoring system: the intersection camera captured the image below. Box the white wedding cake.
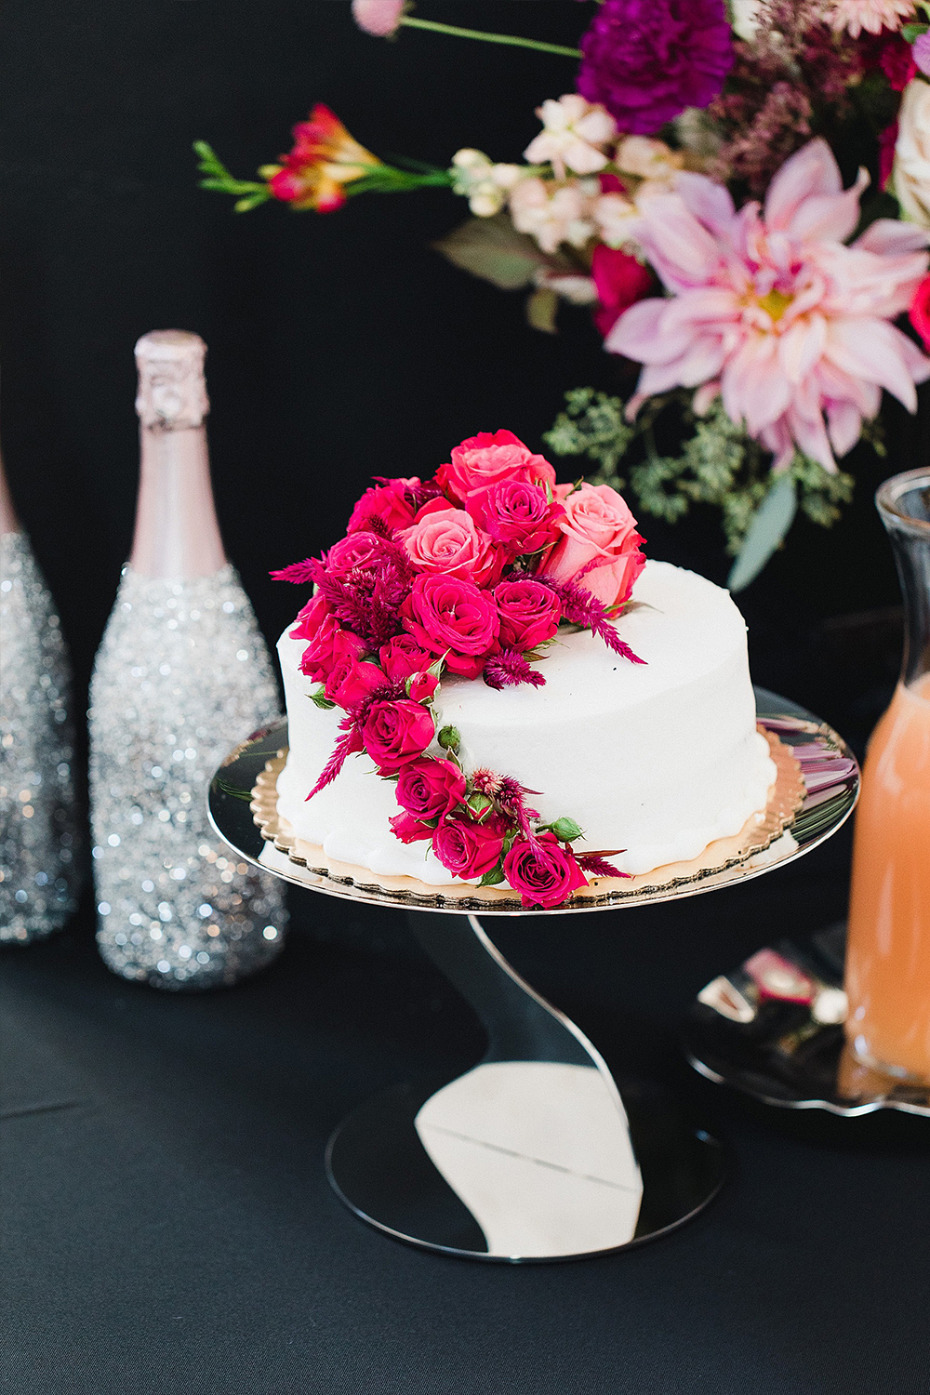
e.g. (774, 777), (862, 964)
(275, 558), (775, 884)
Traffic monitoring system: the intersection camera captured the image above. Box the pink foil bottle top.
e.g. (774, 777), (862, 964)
(129, 330), (226, 580)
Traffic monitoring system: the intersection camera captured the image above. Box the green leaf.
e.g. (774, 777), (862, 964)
(234, 192), (271, 213)
(526, 287), (559, 334)
(479, 866), (506, 887)
(309, 688), (336, 710)
(727, 473), (797, 593)
(433, 214), (550, 290)
(902, 22), (929, 40)
(467, 792), (494, 818)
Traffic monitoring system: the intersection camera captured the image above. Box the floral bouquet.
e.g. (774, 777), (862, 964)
(273, 429), (646, 909)
(198, 0), (930, 586)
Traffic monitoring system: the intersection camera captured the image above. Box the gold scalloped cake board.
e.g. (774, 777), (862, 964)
(249, 728), (804, 910)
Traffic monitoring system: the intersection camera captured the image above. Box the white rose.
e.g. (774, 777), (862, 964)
(893, 80), (930, 229)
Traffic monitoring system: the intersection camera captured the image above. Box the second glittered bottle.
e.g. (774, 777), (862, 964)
(88, 331), (287, 988)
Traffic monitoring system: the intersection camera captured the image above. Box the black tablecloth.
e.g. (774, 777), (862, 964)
(3, 826), (930, 1395)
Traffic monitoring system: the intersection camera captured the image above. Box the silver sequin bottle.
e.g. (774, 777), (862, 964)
(88, 331), (287, 988)
(0, 453), (82, 943)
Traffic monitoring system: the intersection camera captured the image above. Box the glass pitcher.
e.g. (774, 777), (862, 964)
(844, 468), (930, 1083)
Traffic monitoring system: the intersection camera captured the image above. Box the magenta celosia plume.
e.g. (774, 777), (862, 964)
(577, 0), (734, 135)
(607, 139), (930, 473)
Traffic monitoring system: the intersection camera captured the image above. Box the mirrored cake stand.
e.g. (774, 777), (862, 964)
(208, 689), (858, 1263)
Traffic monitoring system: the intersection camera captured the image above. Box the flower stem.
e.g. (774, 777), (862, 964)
(399, 16), (581, 58)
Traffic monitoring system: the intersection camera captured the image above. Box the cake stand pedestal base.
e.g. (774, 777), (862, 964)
(325, 911), (724, 1262)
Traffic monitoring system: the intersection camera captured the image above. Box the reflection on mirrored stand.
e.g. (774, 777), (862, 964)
(208, 691), (858, 1262)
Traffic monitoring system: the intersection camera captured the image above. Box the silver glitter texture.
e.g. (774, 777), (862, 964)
(88, 564), (287, 989)
(0, 532), (81, 943)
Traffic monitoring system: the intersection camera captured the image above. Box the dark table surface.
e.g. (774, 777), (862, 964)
(4, 819), (930, 1395)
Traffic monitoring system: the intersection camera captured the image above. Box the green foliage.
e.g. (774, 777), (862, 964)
(545, 387), (858, 580)
(193, 140), (272, 210)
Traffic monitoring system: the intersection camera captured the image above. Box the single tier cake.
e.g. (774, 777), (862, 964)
(276, 559), (774, 884)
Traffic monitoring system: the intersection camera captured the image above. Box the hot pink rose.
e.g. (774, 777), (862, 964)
(436, 430), (557, 504)
(396, 756), (466, 822)
(408, 671), (440, 702)
(503, 833), (589, 909)
(324, 530), (390, 577)
(389, 809), (434, 844)
(466, 480), (565, 556)
(323, 650), (385, 709)
(290, 592), (330, 643)
(361, 698), (435, 773)
(432, 814), (507, 880)
(494, 579), (562, 651)
(539, 482), (646, 609)
(347, 477), (420, 535)
(400, 507), (501, 587)
(299, 613), (357, 682)
(379, 634), (433, 682)
(400, 574), (500, 678)
(591, 244), (653, 338)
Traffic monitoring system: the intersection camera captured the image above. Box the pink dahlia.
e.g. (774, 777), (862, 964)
(607, 139), (930, 473)
(577, 0), (734, 135)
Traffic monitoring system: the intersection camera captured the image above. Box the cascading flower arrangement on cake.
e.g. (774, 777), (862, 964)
(197, 0), (930, 587)
(272, 429), (647, 908)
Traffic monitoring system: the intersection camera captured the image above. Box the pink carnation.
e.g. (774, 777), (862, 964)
(436, 431), (556, 505)
(539, 482), (645, 610)
(608, 138), (930, 473)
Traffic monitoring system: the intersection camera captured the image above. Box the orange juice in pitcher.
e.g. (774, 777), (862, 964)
(843, 469), (930, 1084)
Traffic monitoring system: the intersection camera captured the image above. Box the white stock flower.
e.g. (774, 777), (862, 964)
(729, 1), (763, 39)
(592, 191), (640, 248)
(450, 149), (508, 216)
(509, 177), (597, 254)
(523, 94), (618, 177)
(893, 80), (930, 228)
(615, 136), (684, 183)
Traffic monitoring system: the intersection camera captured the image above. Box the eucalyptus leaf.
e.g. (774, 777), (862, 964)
(727, 473), (797, 592)
(432, 214), (549, 290)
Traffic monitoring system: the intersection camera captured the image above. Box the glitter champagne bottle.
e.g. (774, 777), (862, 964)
(0, 449), (81, 942)
(88, 331), (287, 988)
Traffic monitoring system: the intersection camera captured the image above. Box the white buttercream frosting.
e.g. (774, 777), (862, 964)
(275, 560), (775, 883)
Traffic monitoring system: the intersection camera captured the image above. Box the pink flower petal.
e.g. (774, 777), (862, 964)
(825, 319), (919, 412)
(787, 168), (869, 244)
(764, 139), (841, 232)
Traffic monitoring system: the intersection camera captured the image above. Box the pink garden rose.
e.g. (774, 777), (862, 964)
(395, 757), (467, 823)
(540, 482), (645, 609)
(466, 480), (565, 556)
(323, 646), (384, 708)
(389, 809), (435, 844)
(494, 579), (562, 651)
(435, 430), (557, 504)
(298, 611), (355, 683)
(347, 477), (421, 535)
(379, 633), (433, 682)
(400, 573), (501, 678)
(432, 814), (508, 880)
(503, 833), (589, 909)
(289, 592), (330, 643)
(400, 506), (501, 586)
(408, 670), (440, 702)
(324, 530), (391, 577)
(361, 698), (435, 773)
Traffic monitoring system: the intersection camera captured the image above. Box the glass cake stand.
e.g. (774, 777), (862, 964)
(208, 689), (858, 1263)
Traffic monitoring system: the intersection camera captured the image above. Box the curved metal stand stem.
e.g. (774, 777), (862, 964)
(326, 913), (723, 1261)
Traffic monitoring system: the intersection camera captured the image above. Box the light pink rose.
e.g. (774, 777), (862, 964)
(400, 507), (501, 587)
(435, 430), (557, 504)
(352, 0), (404, 37)
(539, 482), (645, 609)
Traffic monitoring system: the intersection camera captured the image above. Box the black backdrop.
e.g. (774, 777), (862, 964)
(2, 0), (926, 740)
(5, 10), (930, 1394)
